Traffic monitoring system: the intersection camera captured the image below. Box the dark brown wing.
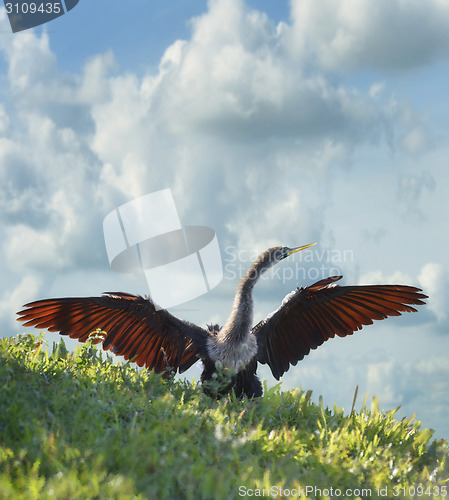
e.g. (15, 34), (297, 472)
(253, 276), (428, 380)
(17, 292), (209, 374)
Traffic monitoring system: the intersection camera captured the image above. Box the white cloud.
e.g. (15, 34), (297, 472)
(398, 126), (430, 155)
(0, 275), (42, 333)
(0, 25), (57, 96)
(0, 104), (9, 133)
(78, 52), (116, 103)
(0, 105), (106, 274)
(365, 359), (404, 406)
(397, 171), (436, 208)
(361, 354), (449, 436)
(288, 0), (449, 72)
(369, 82), (386, 99)
(278, 343), (449, 439)
(0, 0), (446, 295)
(418, 262), (449, 324)
(358, 269), (414, 286)
(125, 0), (391, 145)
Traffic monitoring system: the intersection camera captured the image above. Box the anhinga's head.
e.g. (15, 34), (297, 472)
(267, 242), (317, 264)
(250, 242), (317, 280)
(278, 242), (316, 261)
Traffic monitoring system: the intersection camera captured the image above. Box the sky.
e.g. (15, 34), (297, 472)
(1, 0), (448, 439)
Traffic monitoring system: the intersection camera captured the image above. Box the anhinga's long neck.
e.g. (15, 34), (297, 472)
(220, 250), (278, 343)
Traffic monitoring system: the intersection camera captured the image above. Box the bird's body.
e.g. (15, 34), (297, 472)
(17, 244), (427, 398)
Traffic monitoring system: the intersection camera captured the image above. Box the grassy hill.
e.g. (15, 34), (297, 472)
(0, 333), (447, 499)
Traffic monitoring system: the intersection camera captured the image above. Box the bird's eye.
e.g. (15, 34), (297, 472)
(276, 248), (288, 261)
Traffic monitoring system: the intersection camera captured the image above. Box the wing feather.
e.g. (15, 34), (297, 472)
(17, 293), (208, 374)
(254, 277), (427, 379)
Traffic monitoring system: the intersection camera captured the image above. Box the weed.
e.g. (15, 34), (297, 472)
(0, 334), (447, 499)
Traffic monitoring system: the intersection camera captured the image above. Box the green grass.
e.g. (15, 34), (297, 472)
(0, 333), (447, 499)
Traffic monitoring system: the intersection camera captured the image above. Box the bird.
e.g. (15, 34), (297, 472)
(17, 243), (427, 398)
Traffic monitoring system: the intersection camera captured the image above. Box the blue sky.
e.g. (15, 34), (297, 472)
(1, 0), (449, 439)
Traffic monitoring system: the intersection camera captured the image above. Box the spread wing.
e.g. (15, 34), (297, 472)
(17, 293), (209, 374)
(253, 276), (427, 380)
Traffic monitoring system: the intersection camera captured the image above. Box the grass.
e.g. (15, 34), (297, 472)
(0, 333), (447, 499)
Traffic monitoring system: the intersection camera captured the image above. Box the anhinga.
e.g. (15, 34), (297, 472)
(17, 243), (427, 398)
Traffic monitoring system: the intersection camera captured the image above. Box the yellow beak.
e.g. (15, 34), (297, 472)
(287, 242), (316, 256)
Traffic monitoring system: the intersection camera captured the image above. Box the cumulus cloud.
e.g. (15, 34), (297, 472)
(0, 274), (42, 334)
(0, 104), (107, 273)
(418, 262), (449, 326)
(2, 0), (444, 261)
(398, 126), (430, 155)
(397, 171), (436, 221)
(140, 0), (388, 145)
(358, 269), (414, 286)
(0, 17), (118, 278)
(278, 344), (449, 439)
(288, 0), (449, 72)
(359, 353), (449, 436)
